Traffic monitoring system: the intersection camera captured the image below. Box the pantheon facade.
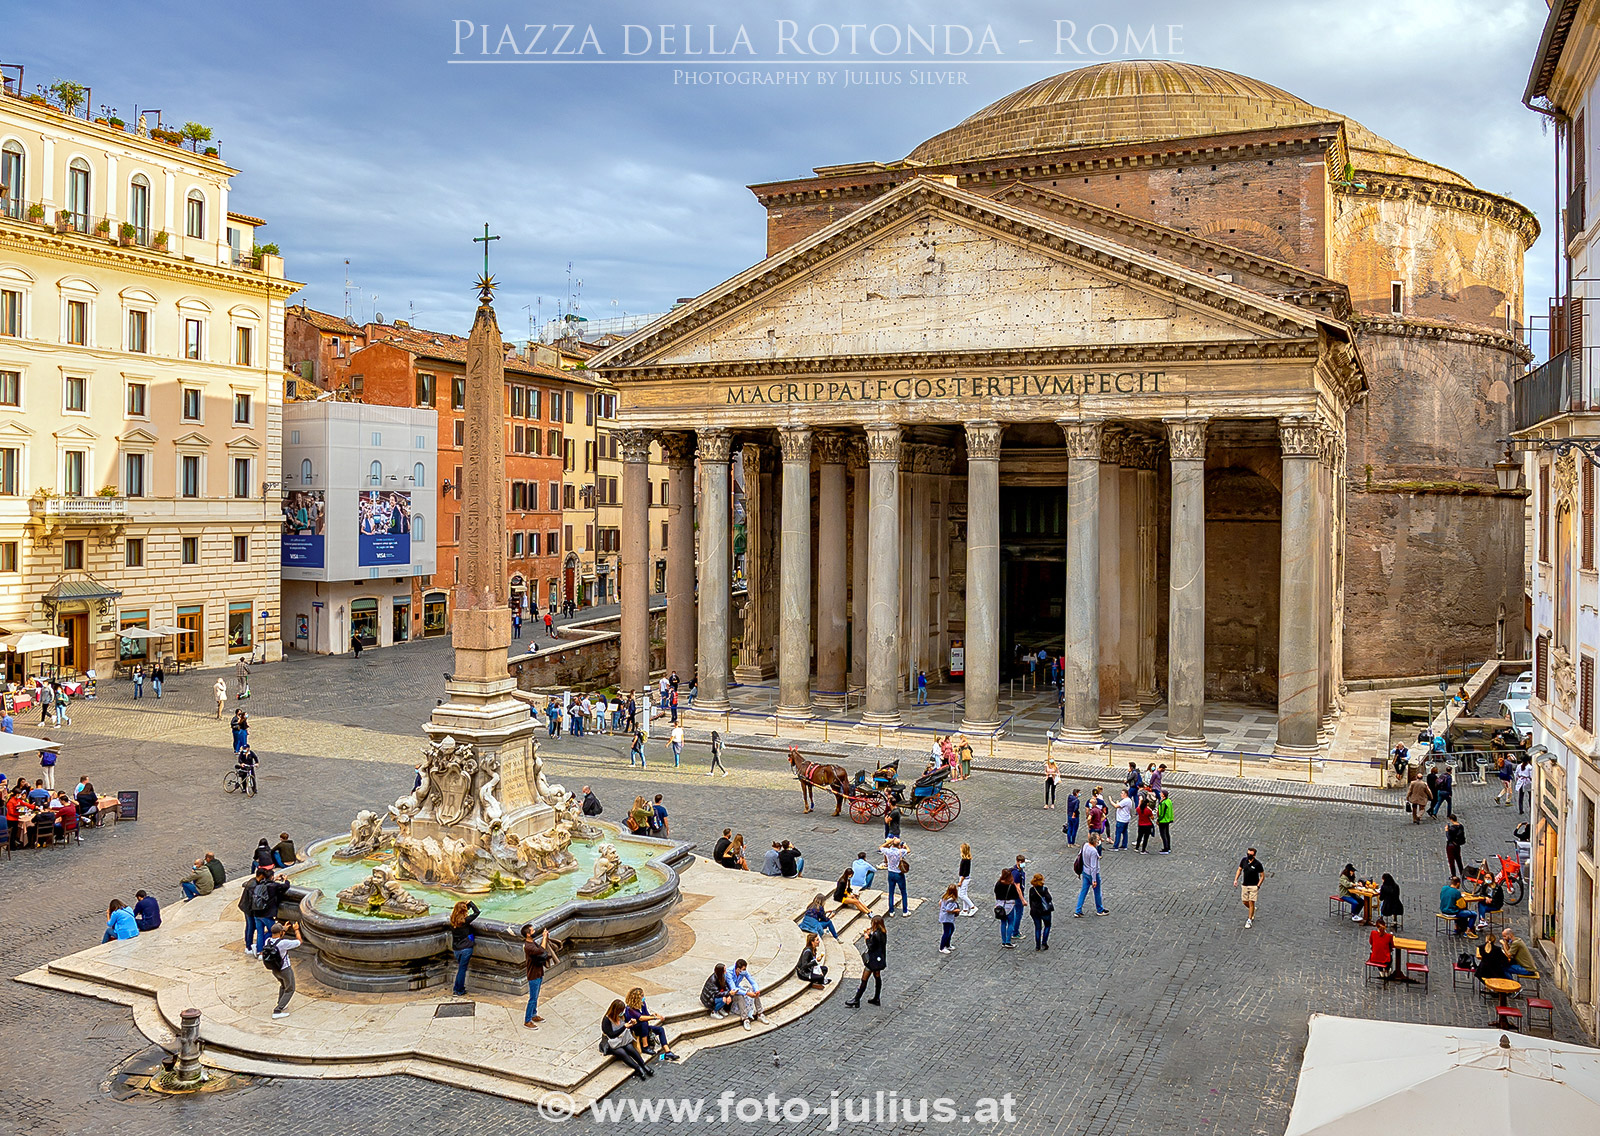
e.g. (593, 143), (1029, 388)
(592, 61), (1535, 755)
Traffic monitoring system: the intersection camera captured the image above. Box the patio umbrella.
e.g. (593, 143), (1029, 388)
(147, 624), (185, 636)
(1286, 1014), (1600, 1136)
(116, 628), (163, 641)
(0, 734), (57, 759)
(0, 631), (70, 653)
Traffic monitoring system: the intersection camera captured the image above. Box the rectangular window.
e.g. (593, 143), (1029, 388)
(227, 602), (252, 653)
(0, 289), (20, 336)
(350, 373), (364, 395)
(0, 541), (16, 571)
(181, 535), (199, 564)
(563, 483), (576, 509)
(660, 480), (669, 506)
(127, 308), (149, 353)
(548, 482), (559, 511)
(453, 419), (464, 447)
(1540, 464), (1551, 563)
(530, 389), (542, 418)
(550, 391), (562, 421)
(584, 440), (594, 472)
(126, 382), (147, 417)
(662, 520), (669, 548)
(586, 393), (594, 426)
(528, 531), (540, 557)
(416, 371), (435, 407)
(0, 447), (18, 495)
(62, 449), (86, 495)
(512, 386), (525, 417)
(182, 387), (202, 421)
(180, 454), (201, 498)
(453, 465), (462, 499)
(123, 451), (146, 497)
(186, 195), (205, 239)
(512, 532), (524, 557)
(184, 318), (203, 360)
(234, 326), (253, 367)
(565, 393), (573, 424)
(1536, 634), (1550, 702)
(66, 299), (88, 345)
(232, 457), (251, 499)
(234, 392), (252, 424)
(564, 524), (573, 551)
(514, 425), (524, 453)
(564, 439), (574, 471)
(64, 374), (86, 412)
(233, 534), (248, 562)
(548, 429), (560, 455)
(453, 514), (461, 543)
(1588, 463), (1596, 571)
(1390, 282), (1403, 314)
(584, 523), (593, 549)
(63, 538), (84, 569)
(0, 369), (19, 406)
(124, 537), (144, 567)
(1584, 654), (1597, 733)
(1583, 794), (1597, 860)
(451, 375), (465, 409)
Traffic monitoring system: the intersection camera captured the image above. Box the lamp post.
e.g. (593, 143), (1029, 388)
(1493, 444), (1523, 491)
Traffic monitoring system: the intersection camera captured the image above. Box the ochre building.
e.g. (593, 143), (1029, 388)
(592, 60), (1534, 754)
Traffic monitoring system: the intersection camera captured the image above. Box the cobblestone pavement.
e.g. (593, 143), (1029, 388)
(0, 639), (1587, 1136)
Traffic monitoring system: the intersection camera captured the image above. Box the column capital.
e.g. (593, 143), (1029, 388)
(618, 428), (653, 464)
(965, 420), (1003, 461)
(1059, 419), (1103, 460)
(815, 430), (851, 466)
(1278, 416), (1320, 458)
(696, 428), (733, 463)
(777, 424), (813, 463)
(658, 431), (695, 467)
(1100, 426), (1134, 467)
(864, 422), (902, 463)
(910, 444), (952, 475)
(1164, 418), (1208, 462)
(1123, 437), (1160, 471)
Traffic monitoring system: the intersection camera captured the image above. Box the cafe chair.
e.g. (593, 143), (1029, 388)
(1452, 958), (1475, 990)
(31, 819), (55, 850)
(1524, 998), (1554, 1037)
(1495, 1005), (1523, 1031)
(1364, 960), (1389, 985)
(1328, 895), (1344, 917)
(1520, 972), (1542, 999)
(1405, 957), (1429, 990)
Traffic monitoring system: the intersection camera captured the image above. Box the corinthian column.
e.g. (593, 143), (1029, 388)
(1098, 433), (1123, 732)
(1059, 420), (1102, 743)
(815, 433), (849, 708)
(1276, 417), (1322, 757)
(862, 424), (903, 727)
(1164, 419), (1208, 751)
(961, 421), (1003, 732)
(776, 425), (814, 720)
(619, 428), (654, 695)
(695, 429), (733, 711)
(661, 433), (697, 685)
(1117, 449), (1142, 719)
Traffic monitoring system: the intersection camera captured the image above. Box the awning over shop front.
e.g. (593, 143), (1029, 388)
(41, 573), (124, 605)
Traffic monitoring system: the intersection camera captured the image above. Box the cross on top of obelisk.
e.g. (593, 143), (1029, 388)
(473, 222), (500, 305)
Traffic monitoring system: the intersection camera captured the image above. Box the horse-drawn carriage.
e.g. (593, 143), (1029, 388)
(789, 750), (961, 832)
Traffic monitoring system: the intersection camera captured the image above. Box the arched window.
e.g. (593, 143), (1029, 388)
(369, 460), (382, 486)
(66, 158), (91, 232)
(0, 142), (24, 219)
(127, 174), (150, 242)
(300, 458), (312, 484)
(185, 189), (205, 239)
(413, 514), (425, 542)
(413, 461), (425, 488)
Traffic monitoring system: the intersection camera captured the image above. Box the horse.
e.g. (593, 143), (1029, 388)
(789, 747), (850, 816)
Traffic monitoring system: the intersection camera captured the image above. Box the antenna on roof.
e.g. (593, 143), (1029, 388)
(343, 259), (352, 321)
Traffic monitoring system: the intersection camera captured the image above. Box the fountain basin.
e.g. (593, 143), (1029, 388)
(282, 823), (695, 994)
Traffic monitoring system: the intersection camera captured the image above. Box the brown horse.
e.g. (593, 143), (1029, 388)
(789, 747), (850, 816)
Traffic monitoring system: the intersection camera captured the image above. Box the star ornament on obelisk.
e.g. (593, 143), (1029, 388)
(473, 223), (500, 306)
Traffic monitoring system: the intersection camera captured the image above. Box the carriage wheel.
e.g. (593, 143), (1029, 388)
(848, 797), (873, 824)
(919, 790), (960, 831)
(866, 793), (890, 819)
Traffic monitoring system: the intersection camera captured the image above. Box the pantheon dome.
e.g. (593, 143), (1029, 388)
(906, 59), (1471, 188)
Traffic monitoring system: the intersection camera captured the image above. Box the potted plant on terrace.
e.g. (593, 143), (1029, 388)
(96, 485), (120, 498)
(54, 208), (72, 233)
(94, 218), (110, 237)
(108, 116), (125, 131)
(25, 203), (44, 223)
(118, 221), (136, 247)
(46, 80), (87, 117)
(153, 230), (169, 250)
(179, 122), (212, 152)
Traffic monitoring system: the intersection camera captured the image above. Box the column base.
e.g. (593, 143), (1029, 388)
(691, 698), (731, 714)
(1117, 699), (1142, 720)
(1054, 726), (1105, 745)
(1271, 741), (1322, 762)
(732, 663), (775, 684)
(958, 717), (1002, 736)
(859, 711), (903, 730)
(1161, 734), (1209, 754)
(813, 692), (847, 711)
(775, 704), (814, 723)
(1137, 687), (1160, 710)
(1098, 712), (1125, 732)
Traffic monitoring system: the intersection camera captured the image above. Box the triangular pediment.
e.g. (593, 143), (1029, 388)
(0, 420), (34, 439)
(119, 427), (159, 445)
(593, 177), (1335, 375)
(53, 424), (100, 441)
(172, 431), (211, 448)
(225, 434), (262, 450)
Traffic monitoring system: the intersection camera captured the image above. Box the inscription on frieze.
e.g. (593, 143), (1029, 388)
(725, 372), (1165, 406)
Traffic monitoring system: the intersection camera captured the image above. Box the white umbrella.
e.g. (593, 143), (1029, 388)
(147, 624), (185, 636)
(0, 734), (57, 758)
(1287, 1014), (1600, 1136)
(0, 631), (70, 653)
(116, 627), (163, 640)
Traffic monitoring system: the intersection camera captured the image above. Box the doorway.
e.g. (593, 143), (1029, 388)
(176, 605), (203, 663)
(60, 612), (89, 674)
(393, 600), (410, 643)
(1579, 867), (1595, 1008)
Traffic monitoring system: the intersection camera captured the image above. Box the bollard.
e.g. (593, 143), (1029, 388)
(723, 712), (730, 733)
(1308, 756), (1314, 784)
(1238, 752), (1244, 779)
(175, 1007), (204, 1087)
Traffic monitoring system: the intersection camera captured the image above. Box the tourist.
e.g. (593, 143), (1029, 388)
(180, 859), (214, 901)
(75, 779), (98, 826)
(957, 841), (977, 916)
(259, 921), (301, 1019)
(1112, 791), (1133, 850)
(38, 743), (57, 791)
(915, 670), (928, 706)
(956, 734), (973, 779)
(1028, 872), (1054, 950)
(1156, 791), (1174, 854)
(511, 609), (521, 639)
(1378, 873), (1403, 924)
(1151, 763), (1167, 797)
(1515, 758), (1533, 814)
(545, 699), (560, 737)
(778, 839), (802, 878)
(611, 696), (624, 733)
(544, 611), (555, 638)
(669, 687), (679, 725)
(351, 632), (363, 658)
(629, 730), (645, 768)
(761, 841), (783, 876)
(581, 786), (602, 816)
(1063, 788), (1081, 845)
(102, 899), (139, 943)
(1125, 761), (1143, 803)
(50, 789), (77, 842)
(1474, 936), (1511, 980)
(1338, 864), (1364, 921)
(242, 867), (291, 956)
(658, 675), (670, 710)
(449, 900), (481, 997)
(799, 893), (839, 940)
(1431, 764), (1455, 817)
(724, 833), (749, 870)
(700, 962), (735, 1019)
(994, 869), (1018, 948)
(713, 828), (732, 865)
(522, 925), (556, 1027)
(1439, 875), (1480, 938)
(214, 677), (228, 719)
(1445, 813), (1467, 877)
(1405, 774), (1432, 823)
(625, 987), (678, 1059)
(601, 1000), (653, 1081)
(669, 723), (684, 766)
(0, 708), (10, 734)
(881, 838), (909, 917)
(132, 889), (161, 932)
(1235, 847), (1264, 929)
(52, 681), (70, 727)
(37, 682), (53, 726)
(252, 838), (277, 871)
(1135, 796), (1156, 854)
(272, 832), (299, 867)
(650, 794), (669, 836)
(1073, 833), (1108, 917)
(1006, 854), (1028, 939)
(1043, 756), (1059, 808)
(234, 746), (260, 796)
(708, 730), (728, 776)
(844, 917), (887, 1008)
(205, 851), (226, 889)
(1496, 755), (1515, 805)
(937, 885), (960, 953)
(132, 663), (144, 699)
(796, 932), (829, 987)
(850, 851), (875, 890)
(884, 803), (902, 840)
(151, 661), (164, 699)
(832, 869), (872, 916)
(1477, 878), (1506, 924)
(628, 796), (652, 835)
(1087, 790), (1107, 843)
(235, 657), (250, 700)
(730, 958), (769, 1028)
(625, 693), (638, 733)
(1367, 917), (1400, 981)
(1500, 929), (1539, 978)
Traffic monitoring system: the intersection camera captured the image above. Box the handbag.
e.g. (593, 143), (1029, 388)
(993, 903), (1006, 920)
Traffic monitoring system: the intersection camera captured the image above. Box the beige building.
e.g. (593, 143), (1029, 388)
(0, 77), (297, 676)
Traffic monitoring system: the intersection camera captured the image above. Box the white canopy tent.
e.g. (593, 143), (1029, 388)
(0, 631), (70, 653)
(1287, 1014), (1600, 1136)
(0, 734), (58, 758)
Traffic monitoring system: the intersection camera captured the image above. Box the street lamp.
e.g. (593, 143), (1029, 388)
(1493, 444), (1522, 492)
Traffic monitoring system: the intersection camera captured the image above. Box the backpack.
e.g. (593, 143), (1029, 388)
(250, 881), (273, 914)
(1457, 951), (1474, 971)
(1073, 851), (1084, 876)
(40, 750), (56, 767)
(260, 939), (284, 970)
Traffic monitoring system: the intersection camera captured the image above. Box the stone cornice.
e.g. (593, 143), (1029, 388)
(1350, 314), (1535, 364)
(0, 224), (303, 296)
(1336, 172), (1540, 249)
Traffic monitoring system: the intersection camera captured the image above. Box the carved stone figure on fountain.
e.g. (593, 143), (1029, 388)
(334, 810), (392, 860)
(576, 843), (638, 898)
(336, 868), (430, 918)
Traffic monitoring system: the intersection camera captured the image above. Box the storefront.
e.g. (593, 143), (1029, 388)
(227, 601), (254, 656)
(422, 591), (448, 637)
(392, 599), (410, 643)
(350, 597), (379, 646)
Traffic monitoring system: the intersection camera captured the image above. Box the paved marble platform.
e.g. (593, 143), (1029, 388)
(18, 858), (904, 1114)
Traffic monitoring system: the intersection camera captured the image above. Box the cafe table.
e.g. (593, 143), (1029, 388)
(1391, 936), (1428, 984)
(1349, 884), (1379, 926)
(1482, 976), (1521, 1025)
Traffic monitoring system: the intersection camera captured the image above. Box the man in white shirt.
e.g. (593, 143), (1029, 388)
(880, 839), (909, 916)
(1113, 792), (1134, 850)
(670, 724), (684, 767)
(729, 958), (768, 1029)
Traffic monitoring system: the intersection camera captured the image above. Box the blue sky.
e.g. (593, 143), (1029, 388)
(7, 0), (1560, 344)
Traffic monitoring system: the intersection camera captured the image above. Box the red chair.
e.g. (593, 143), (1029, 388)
(1405, 959), (1429, 989)
(1364, 961), (1389, 985)
(1525, 998), (1554, 1037)
(1495, 1005), (1523, 1030)
(1452, 959), (1474, 990)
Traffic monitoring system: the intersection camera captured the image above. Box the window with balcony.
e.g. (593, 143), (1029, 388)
(0, 369), (19, 407)
(416, 371), (435, 407)
(124, 537), (143, 568)
(185, 190), (206, 239)
(123, 452), (146, 497)
(62, 449), (86, 495)
(233, 534), (248, 562)
(63, 538), (84, 570)
(66, 159), (90, 232)
(232, 457), (251, 499)
(66, 299), (88, 346)
(235, 325), (253, 367)
(0, 289), (20, 336)
(233, 392), (252, 424)
(0, 447), (17, 495)
(126, 308), (149, 353)
(182, 387), (202, 421)
(181, 535), (198, 564)
(180, 454), (201, 498)
(127, 175), (150, 243)
(184, 318), (204, 360)
(0, 142), (23, 219)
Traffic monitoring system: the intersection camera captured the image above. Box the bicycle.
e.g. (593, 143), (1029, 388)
(224, 766), (256, 795)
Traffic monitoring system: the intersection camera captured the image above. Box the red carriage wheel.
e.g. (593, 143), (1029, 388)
(848, 797), (873, 824)
(918, 789), (960, 831)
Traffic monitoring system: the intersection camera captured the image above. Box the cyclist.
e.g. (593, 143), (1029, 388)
(234, 746), (260, 796)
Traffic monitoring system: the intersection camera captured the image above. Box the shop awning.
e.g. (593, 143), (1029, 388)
(42, 574), (123, 604)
